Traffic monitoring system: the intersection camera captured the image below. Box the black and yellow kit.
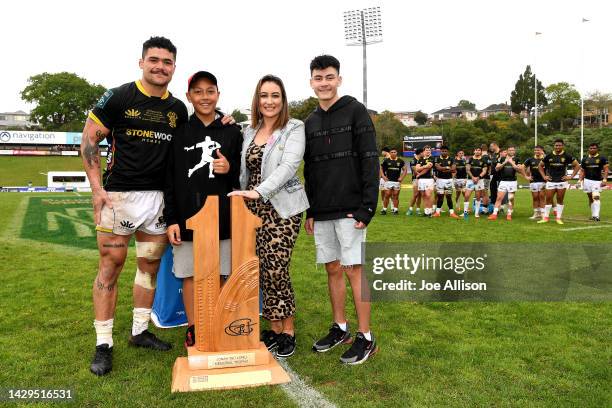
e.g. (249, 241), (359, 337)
(90, 80), (188, 191)
(581, 154), (608, 181)
(467, 156), (487, 179)
(454, 158), (467, 179)
(417, 155), (435, 178)
(410, 157), (419, 181)
(434, 155), (454, 179)
(542, 151), (576, 182)
(498, 155), (521, 181)
(524, 156), (545, 182)
(381, 158), (405, 182)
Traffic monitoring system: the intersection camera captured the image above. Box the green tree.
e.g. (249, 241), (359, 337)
(230, 109), (248, 123)
(288, 97), (319, 121)
(21, 72), (105, 131)
(372, 111), (410, 152)
(510, 65), (547, 118)
(457, 100), (476, 110)
(541, 82), (580, 132)
(414, 110), (428, 125)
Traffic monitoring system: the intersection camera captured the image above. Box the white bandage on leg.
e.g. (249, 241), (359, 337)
(132, 308), (151, 336)
(94, 319), (114, 347)
(135, 241), (167, 261)
(134, 268), (156, 290)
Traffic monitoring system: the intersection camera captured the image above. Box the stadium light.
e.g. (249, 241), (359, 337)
(343, 6), (383, 108)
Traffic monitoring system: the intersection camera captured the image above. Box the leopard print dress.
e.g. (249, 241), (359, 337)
(245, 141), (302, 321)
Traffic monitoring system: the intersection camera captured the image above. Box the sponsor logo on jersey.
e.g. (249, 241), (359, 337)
(125, 128), (173, 142)
(167, 111), (178, 128)
(125, 108), (141, 118)
(96, 89), (114, 109)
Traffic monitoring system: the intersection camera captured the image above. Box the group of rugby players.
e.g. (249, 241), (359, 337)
(379, 140), (608, 224)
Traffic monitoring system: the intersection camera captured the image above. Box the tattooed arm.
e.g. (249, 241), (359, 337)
(80, 118), (113, 225)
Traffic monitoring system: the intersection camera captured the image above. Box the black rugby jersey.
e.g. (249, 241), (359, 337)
(90, 80), (188, 191)
(581, 154), (608, 181)
(417, 155), (435, 178)
(524, 156), (545, 182)
(498, 155), (521, 181)
(410, 157), (420, 181)
(542, 151), (576, 183)
(454, 158), (467, 179)
(467, 157), (487, 179)
(381, 158), (405, 182)
(434, 155), (454, 179)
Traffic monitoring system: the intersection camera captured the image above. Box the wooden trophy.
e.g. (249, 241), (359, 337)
(171, 195), (291, 392)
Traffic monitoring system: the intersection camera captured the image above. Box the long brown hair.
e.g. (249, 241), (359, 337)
(250, 74), (289, 130)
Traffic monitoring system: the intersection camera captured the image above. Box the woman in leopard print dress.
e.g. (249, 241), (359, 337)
(230, 75), (309, 358)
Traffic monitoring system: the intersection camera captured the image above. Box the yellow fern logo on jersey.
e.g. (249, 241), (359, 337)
(167, 112), (178, 128)
(125, 109), (141, 118)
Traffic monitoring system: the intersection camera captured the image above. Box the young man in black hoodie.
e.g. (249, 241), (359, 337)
(304, 55), (379, 364)
(163, 71), (242, 347)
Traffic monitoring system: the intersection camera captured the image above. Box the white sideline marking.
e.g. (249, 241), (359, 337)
(278, 359), (337, 408)
(561, 225), (612, 232)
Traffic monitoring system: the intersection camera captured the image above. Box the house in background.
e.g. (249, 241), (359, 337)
(393, 111), (420, 127)
(0, 110), (33, 129)
(478, 103), (513, 119)
(430, 106), (478, 121)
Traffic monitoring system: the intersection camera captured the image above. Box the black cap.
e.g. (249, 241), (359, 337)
(187, 71), (218, 90)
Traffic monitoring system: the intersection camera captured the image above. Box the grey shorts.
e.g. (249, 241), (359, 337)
(172, 239), (231, 278)
(314, 218), (366, 266)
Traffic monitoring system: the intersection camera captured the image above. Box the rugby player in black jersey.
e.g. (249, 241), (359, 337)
(463, 146), (488, 219)
(406, 148), (423, 215)
(81, 37), (232, 376)
(537, 139), (580, 224)
(524, 145), (546, 219)
(380, 148), (406, 215)
(488, 146), (526, 221)
(579, 142), (609, 221)
(453, 149), (467, 212)
(432, 145), (459, 218)
(414, 146), (436, 216)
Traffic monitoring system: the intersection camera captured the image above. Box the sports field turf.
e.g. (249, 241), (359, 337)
(0, 157), (610, 407)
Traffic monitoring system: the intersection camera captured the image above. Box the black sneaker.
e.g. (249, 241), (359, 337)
(90, 344), (112, 376)
(593, 216), (601, 222)
(184, 325), (195, 348)
(128, 330), (172, 351)
(340, 332), (378, 365)
(380, 209), (387, 215)
(261, 329), (280, 351)
(276, 333), (296, 358)
(312, 323), (352, 353)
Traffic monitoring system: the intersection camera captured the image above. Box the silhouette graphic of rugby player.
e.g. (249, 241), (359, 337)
(184, 135), (221, 178)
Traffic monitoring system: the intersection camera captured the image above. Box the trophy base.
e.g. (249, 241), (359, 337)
(171, 354), (290, 392)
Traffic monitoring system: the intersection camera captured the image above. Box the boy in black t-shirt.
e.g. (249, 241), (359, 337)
(380, 148), (406, 215)
(579, 142), (609, 221)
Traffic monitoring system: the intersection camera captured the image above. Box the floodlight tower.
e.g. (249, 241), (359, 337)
(343, 7), (383, 109)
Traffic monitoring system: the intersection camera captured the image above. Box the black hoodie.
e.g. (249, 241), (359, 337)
(163, 113), (242, 241)
(303, 95), (379, 225)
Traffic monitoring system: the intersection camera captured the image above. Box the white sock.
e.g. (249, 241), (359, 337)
(424, 208), (431, 215)
(475, 200), (481, 215)
(508, 208), (513, 215)
(540, 207), (546, 216)
(132, 308), (152, 336)
(593, 200), (601, 217)
(409, 206), (413, 211)
(556, 204), (564, 219)
(392, 206), (397, 211)
(94, 319), (114, 347)
(463, 202), (469, 212)
(543, 204), (552, 218)
(533, 208), (539, 215)
(449, 208), (455, 214)
(362, 331), (372, 341)
(336, 321), (347, 332)
(493, 207), (499, 215)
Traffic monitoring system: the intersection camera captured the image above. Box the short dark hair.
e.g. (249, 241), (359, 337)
(423, 145), (431, 149)
(589, 142), (599, 148)
(382, 146), (391, 153)
(554, 138), (564, 145)
(440, 145), (449, 150)
(456, 149), (464, 154)
(310, 55), (340, 75)
(389, 147), (398, 152)
(535, 145), (544, 150)
(415, 148), (424, 155)
(142, 36), (177, 59)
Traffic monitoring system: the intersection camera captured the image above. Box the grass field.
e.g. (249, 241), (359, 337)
(0, 157), (611, 407)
